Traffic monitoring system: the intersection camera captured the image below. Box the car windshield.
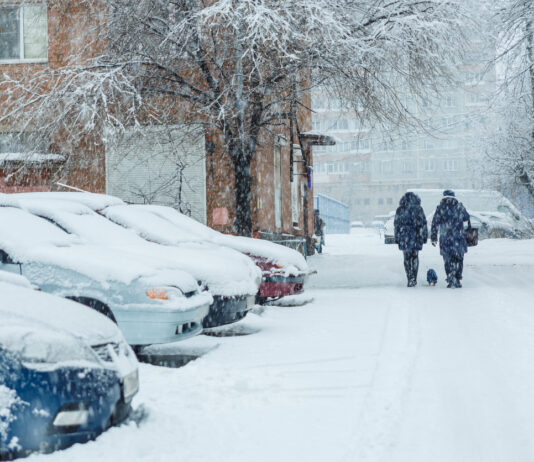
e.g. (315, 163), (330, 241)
(0, 207), (74, 250)
(47, 209), (144, 246)
(102, 205), (201, 245)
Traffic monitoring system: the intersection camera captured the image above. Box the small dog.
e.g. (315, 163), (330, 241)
(427, 269), (438, 286)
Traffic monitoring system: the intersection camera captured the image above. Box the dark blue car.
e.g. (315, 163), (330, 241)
(0, 276), (139, 459)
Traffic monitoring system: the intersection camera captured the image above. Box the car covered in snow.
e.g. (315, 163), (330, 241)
(383, 214), (396, 244)
(0, 205), (211, 346)
(2, 195), (261, 328)
(0, 274), (138, 458)
(13, 192), (309, 304)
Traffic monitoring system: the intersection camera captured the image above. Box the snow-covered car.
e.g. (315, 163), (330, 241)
(3, 195), (260, 328)
(409, 188), (534, 240)
(350, 221), (364, 229)
(12, 192), (309, 304)
(0, 276), (138, 458)
(0, 205), (211, 346)
(104, 205), (308, 303)
(383, 215), (396, 244)
(371, 220), (385, 230)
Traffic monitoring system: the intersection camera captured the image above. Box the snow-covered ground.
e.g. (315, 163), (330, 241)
(32, 229), (534, 462)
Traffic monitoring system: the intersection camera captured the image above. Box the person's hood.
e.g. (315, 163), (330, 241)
(400, 192), (421, 207)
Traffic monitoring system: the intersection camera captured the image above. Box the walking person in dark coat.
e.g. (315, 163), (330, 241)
(431, 190), (471, 288)
(394, 192), (428, 287)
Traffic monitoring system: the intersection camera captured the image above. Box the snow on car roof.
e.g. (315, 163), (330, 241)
(8, 191), (124, 210)
(124, 204), (309, 273)
(103, 204), (205, 244)
(0, 205), (199, 289)
(407, 189), (520, 215)
(0, 206), (77, 253)
(11, 198), (259, 296)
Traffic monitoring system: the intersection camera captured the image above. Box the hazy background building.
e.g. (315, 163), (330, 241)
(312, 37), (496, 224)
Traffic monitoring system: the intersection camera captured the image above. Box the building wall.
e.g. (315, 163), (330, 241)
(0, 1), (315, 244)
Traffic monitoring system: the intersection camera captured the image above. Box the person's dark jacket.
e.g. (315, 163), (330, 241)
(431, 196), (470, 256)
(394, 192), (428, 251)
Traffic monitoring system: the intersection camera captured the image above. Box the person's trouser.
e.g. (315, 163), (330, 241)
(403, 250), (419, 284)
(443, 253), (464, 285)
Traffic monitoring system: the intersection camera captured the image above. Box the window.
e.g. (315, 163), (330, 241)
(381, 160), (393, 174)
(0, 5), (47, 62)
(378, 198), (384, 205)
(423, 159), (435, 171)
(444, 159), (458, 171)
(326, 120), (338, 131)
(339, 119), (349, 130)
(402, 160), (414, 173)
(364, 198), (370, 206)
(445, 95), (456, 107)
(386, 198), (393, 205)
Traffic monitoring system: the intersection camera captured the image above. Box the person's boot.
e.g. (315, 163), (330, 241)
(408, 279), (417, 287)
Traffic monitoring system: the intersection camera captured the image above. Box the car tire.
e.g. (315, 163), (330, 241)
(66, 297), (117, 323)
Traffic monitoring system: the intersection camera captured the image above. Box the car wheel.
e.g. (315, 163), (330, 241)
(66, 297), (117, 323)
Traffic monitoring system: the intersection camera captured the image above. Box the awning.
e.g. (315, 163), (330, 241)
(299, 132), (336, 146)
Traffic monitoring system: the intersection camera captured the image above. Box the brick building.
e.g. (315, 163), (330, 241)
(0, 1), (322, 252)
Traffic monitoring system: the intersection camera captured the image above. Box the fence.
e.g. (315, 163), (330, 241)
(314, 194), (350, 234)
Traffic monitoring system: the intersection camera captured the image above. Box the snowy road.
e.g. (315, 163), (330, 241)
(35, 230), (534, 462)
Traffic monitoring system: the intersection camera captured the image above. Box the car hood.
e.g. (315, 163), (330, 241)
(0, 282), (121, 346)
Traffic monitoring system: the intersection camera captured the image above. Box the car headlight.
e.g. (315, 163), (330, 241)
(146, 287), (183, 301)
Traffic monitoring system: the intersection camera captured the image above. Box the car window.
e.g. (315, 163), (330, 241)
(103, 205), (205, 245)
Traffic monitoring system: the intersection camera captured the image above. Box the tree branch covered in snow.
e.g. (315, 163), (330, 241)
(0, 0), (467, 235)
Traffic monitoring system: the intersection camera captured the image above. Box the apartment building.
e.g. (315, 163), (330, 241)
(312, 38), (496, 223)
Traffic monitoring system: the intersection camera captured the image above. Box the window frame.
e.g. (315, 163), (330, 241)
(0, 4), (48, 64)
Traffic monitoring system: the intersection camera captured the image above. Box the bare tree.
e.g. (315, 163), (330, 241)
(485, 0), (534, 200)
(0, 0), (466, 236)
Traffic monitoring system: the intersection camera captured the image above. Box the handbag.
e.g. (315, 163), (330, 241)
(465, 225), (478, 247)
